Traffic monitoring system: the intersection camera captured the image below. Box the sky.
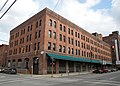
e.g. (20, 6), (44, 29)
(0, 0), (120, 45)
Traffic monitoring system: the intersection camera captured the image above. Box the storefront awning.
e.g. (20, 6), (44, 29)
(47, 53), (101, 64)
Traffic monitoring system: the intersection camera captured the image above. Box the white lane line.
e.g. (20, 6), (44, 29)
(0, 76), (5, 78)
(83, 80), (119, 86)
(0, 78), (33, 85)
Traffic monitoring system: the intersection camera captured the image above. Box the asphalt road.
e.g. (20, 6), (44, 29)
(0, 71), (120, 86)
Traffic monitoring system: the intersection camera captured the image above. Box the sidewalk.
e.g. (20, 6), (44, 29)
(18, 72), (92, 78)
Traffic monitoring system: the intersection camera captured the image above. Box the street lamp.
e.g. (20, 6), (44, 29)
(90, 51), (92, 71)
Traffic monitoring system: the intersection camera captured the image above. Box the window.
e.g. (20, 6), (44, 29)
(53, 32), (56, 39)
(60, 24), (62, 31)
(39, 20), (42, 26)
(19, 48), (21, 54)
(78, 41), (80, 47)
(26, 45), (28, 52)
(38, 42), (40, 50)
(59, 45), (62, 52)
(29, 45), (31, 52)
(78, 33), (80, 38)
(82, 51), (84, 56)
(48, 42), (51, 50)
(28, 26), (30, 32)
(63, 46), (66, 53)
(36, 21), (38, 28)
(18, 59), (22, 68)
(68, 47), (70, 54)
(68, 37), (70, 44)
(63, 36), (66, 42)
(34, 43), (36, 50)
(54, 21), (56, 28)
(31, 25), (32, 31)
(75, 40), (77, 46)
(35, 32), (37, 39)
(12, 59), (16, 67)
(68, 28), (70, 34)
(71, 39), (74, 45)
(53, 43), (56, 51)
(38, 30), (41, 38)
(84, 43), (85, 49)
(78, 50), (80, 55)
(63, 26), (66, 32)
(60, 34), (62, 41)
(22, 38), (24, 43)
(72, 48), (74, 54)
(8, 60), (11, 68)
(84, 51), (86, 57)
(76, 49), (78, 55)
(48, 30), (52, 38)
(75, 32), (77, 37)
(49, 19), (52, 26)
(30, 34), (32, 41)
(81, 42), (83, 48)
(71, 30), (73, 35)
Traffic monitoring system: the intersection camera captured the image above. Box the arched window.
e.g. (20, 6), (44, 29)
(18, 59), (22, 68)
(49, 19), (52, 26)
(54, 21), (56, 28)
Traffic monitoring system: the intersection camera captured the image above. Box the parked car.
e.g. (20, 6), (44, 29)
(0, 68), (4, 73)
(0, 68), (2, 73)
(111, 68), (118, 72)
(93, 69), (103, 74)
(102, 68), (108, 73)
(3, 68), (17, 74)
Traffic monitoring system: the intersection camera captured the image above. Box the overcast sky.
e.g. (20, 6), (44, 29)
(0, 0), (120, 45)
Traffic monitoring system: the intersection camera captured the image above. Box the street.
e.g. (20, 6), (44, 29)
(0, 71), (120, 86)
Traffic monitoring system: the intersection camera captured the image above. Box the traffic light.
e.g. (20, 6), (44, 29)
(111, 45), (115, 52)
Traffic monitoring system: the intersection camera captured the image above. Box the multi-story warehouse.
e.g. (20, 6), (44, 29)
(103, 31), (120, 68)
(0, 44), (8, 67)
(7, 8), (112, 75)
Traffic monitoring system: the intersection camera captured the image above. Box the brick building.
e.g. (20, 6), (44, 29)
(7, 8), (112, 75)
(103, 31), (120, 67)
(0, 44), (8, 67)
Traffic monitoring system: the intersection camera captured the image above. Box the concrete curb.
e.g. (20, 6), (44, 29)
(18, 72), (92, 78)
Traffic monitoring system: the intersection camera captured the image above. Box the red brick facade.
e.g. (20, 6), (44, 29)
(0, 44), (8, 67)
(7, 8), (112, 75)
(103, 31), (120, 66)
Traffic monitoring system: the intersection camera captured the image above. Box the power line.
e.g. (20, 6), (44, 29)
(0, 0), (17, 19)
(0, 0), (9, 12)
(53, 0), (61, 11)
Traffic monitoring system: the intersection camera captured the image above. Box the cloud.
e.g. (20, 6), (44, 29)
(111, 0), (120, 26)
(0, 0), (39, 44)
(54, 0), (119, 36)
(0, 0), (120, 44)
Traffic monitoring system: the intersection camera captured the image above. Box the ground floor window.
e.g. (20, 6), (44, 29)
(76, 62), (81, 72)
(59, 60), (66, 73)
(68, 61), (74, 73)
(12, 59), (16, 67)
(18, 59), (22, 68)
(8, 60), (11, 68)
(47, 58), (56, 74)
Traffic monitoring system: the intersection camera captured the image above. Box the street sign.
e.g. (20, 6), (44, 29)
(116, 61), (120, 65)
(102, 60), (106, 65)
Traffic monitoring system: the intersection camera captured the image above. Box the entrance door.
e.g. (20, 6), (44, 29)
(33, 57), (39, 74)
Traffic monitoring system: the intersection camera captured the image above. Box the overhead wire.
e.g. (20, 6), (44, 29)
(53, 0), (61, 11)
(0, 0), (17, 19)
(0, 0), (9, 12)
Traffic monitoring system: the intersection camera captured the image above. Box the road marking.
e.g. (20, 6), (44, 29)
(83, 79), (120, 86)
(0, 76), (5, 78)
